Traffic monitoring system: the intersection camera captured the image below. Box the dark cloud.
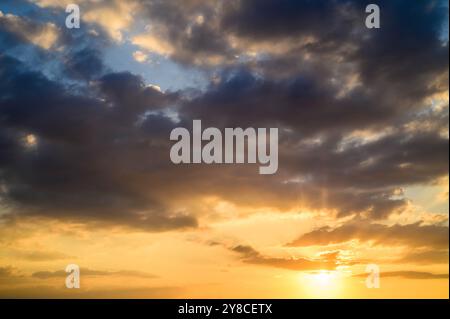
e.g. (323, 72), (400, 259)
(287, 219), (449, 249)
(135, 0), (237, 65)
(230, 245), (339, 271)
(0, 55), (197, 232)
(64, 48), (105, 80)
(221, 0), (358, 41)
(181, 70), (447, 218)
(97, 72), (179, 113)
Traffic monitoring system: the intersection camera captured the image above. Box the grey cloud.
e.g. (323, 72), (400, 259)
(0, 55), (197, 232)
(287, 219), (449, 249)
(231, 245), (339, 271)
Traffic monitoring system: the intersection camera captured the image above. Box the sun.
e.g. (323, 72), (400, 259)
(299, 270), (344, 298)
(313, 271), (334, 286)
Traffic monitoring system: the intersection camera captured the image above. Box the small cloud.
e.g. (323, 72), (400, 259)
(133, 50), (149, 63)
(147, 84), (162, 92)
(196, 15), (205, 25)
(132, 33), (174, 56)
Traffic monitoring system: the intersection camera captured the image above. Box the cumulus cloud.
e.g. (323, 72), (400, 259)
(0, 10), (59, 50)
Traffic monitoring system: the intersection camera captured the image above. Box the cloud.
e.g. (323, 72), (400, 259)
(230, 245), (339, 271)
(396, 250), (449, 265)
(64, 48), (105, 80)
(132, 33), (174, 57)
(0, 266), (19, 279)
(0, 10), (59, 50)
(32, 268), (157, 279)
(31, 0), (138, 42)
(132, 50), (149, 63)
(0, 285), (181, 298)
(1, 264), (162, 297)
(287, 219), (449, 249)
(131, 0), (237, 65)
(0, 55), (197, 232)
(83, 2), (137, 42)
(0, 266), (27, 285)
(11, 250), (71, 262)
(354, 271), (448, 280)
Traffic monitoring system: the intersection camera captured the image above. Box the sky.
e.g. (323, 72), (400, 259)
(0, 0), (448, 298)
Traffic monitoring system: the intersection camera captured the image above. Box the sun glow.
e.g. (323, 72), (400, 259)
(299, 271), (344, 298)
(313, 271), (334, 286)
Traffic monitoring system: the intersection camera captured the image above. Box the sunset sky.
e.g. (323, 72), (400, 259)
(0, 0), (448, 298)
